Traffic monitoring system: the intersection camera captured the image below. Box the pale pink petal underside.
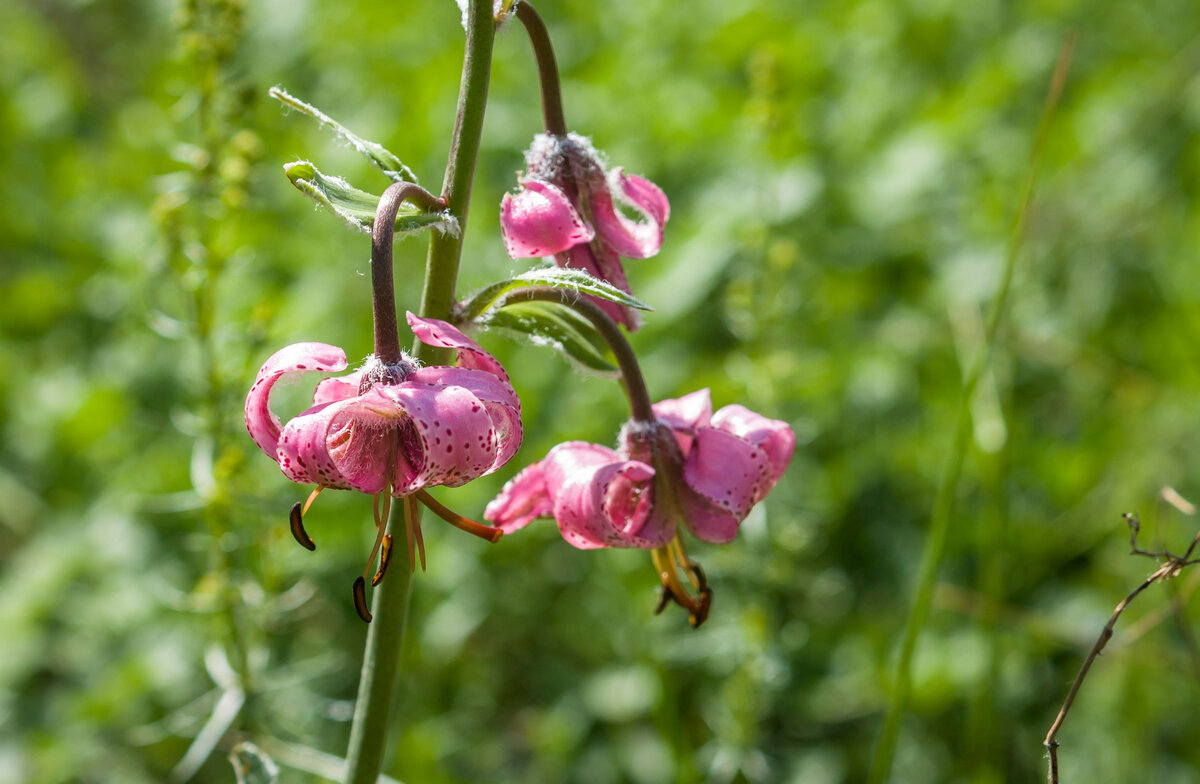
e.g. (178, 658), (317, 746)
(500, 180), (594, 259)
(312, 368), (366, 406)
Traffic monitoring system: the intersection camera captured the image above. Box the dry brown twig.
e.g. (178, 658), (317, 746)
(1043, 509), (1200, 783)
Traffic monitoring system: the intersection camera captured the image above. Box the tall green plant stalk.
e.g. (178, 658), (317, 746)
(341, 2), (496, 782)
(867, 35), (1075, 784)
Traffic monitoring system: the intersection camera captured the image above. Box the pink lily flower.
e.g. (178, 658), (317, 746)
(484, 389), (792, 625)
(499, 133), (670, 330)
(246, 312), (521, 499)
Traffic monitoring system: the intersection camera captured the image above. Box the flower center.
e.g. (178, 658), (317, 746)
(358, 353), (420, 394)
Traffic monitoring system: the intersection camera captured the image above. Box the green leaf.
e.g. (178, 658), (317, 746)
(459, 267), (652, 322)
(269, 86), (418, 184)
(284, 161), (458, 236)
(483, 300), (618, 375)
(228, 742), (279, 784)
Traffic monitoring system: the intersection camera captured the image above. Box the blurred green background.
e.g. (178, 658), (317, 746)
(4, 0), (1200, 782)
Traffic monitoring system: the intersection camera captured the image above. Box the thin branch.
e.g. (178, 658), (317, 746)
(496, 286), (655, 422)
(1043, 514), (1200, 783)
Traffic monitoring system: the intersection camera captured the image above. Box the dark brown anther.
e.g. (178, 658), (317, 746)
(688, 587), (714, 629)
(654, 584), (674, 615)
(352, 576), (372, 623)
(372, 534), (393, 587)
(289, 502), (316, 551)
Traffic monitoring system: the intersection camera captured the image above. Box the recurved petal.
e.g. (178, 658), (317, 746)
(377, 380), (499, 493)
(619, 172), (671, 226)
(709, 405), (795, 490)
(484, 461), (553, 533)
(245, 343), (348, 458)
(587, 168), (669, 259)
(406, 313), (510, 381)
(500, 180), (594, 259)
(682, 425), (771, 521)
(275, 392), (403, 495)
(652, 388), (713, 456)
(539, 442), (664, 549)
(406, 365), (522, 471)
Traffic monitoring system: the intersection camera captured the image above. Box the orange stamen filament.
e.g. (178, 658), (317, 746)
(302, 486), (324, 516)
(402, 495), (423, 572)
(415, 490), (503, 543)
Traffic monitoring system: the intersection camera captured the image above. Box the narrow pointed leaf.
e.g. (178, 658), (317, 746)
(483, 300), (618, 375)
(269, 86), (418, 183)
(460, 267), (652, 322)
(284, 161), (458, 236)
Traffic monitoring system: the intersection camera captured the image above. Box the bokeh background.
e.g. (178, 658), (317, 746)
(5, 0), (1200, 782)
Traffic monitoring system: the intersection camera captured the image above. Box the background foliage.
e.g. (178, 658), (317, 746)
(4, 0), (1200, 782)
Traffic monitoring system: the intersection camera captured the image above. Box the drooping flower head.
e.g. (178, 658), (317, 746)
(499, 133), (670, 330)
(246, 312), (522, 620)
(247, 312), (521, 496)
(485, 389), (792, 625)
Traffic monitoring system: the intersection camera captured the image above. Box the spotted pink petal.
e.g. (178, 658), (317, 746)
(652, 388), (713, 456)
(245, 343), (348, 458)
(407, 365), (522, 471)
(676, 486), (740, 544)
(682, 426), (771, 525)
(587, 168), (669, 259)
(406, 313), (511, 381)
(276, 390), (409, 494)
(500, 180), (594, 259)
(709, 405), (795, 492)
(484, 462), (553, 533)
(539, 442), (668, 550)
(376, 381), (499, 494)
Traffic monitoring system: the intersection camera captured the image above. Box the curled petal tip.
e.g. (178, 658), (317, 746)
(245, 342), (348, 457)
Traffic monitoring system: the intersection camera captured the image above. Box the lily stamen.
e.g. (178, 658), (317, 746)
(651, 542), (712, 628)
(352, 577), (371, 623)
(289, 501), (317, 551)
(416, 490), (503, 543)
(371, 534), (393, 587)
(302, 486), (323, 515)
(403, 496), (426, 573)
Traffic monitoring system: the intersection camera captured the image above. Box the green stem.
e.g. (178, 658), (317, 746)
(342, 3), (496, 782)
(514, 2), (567, 137)
(342, 499), (416, 784)
(867, 34), (1074, 784)
(499, 286), (654, 422)
(419, 0), (496, 344)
